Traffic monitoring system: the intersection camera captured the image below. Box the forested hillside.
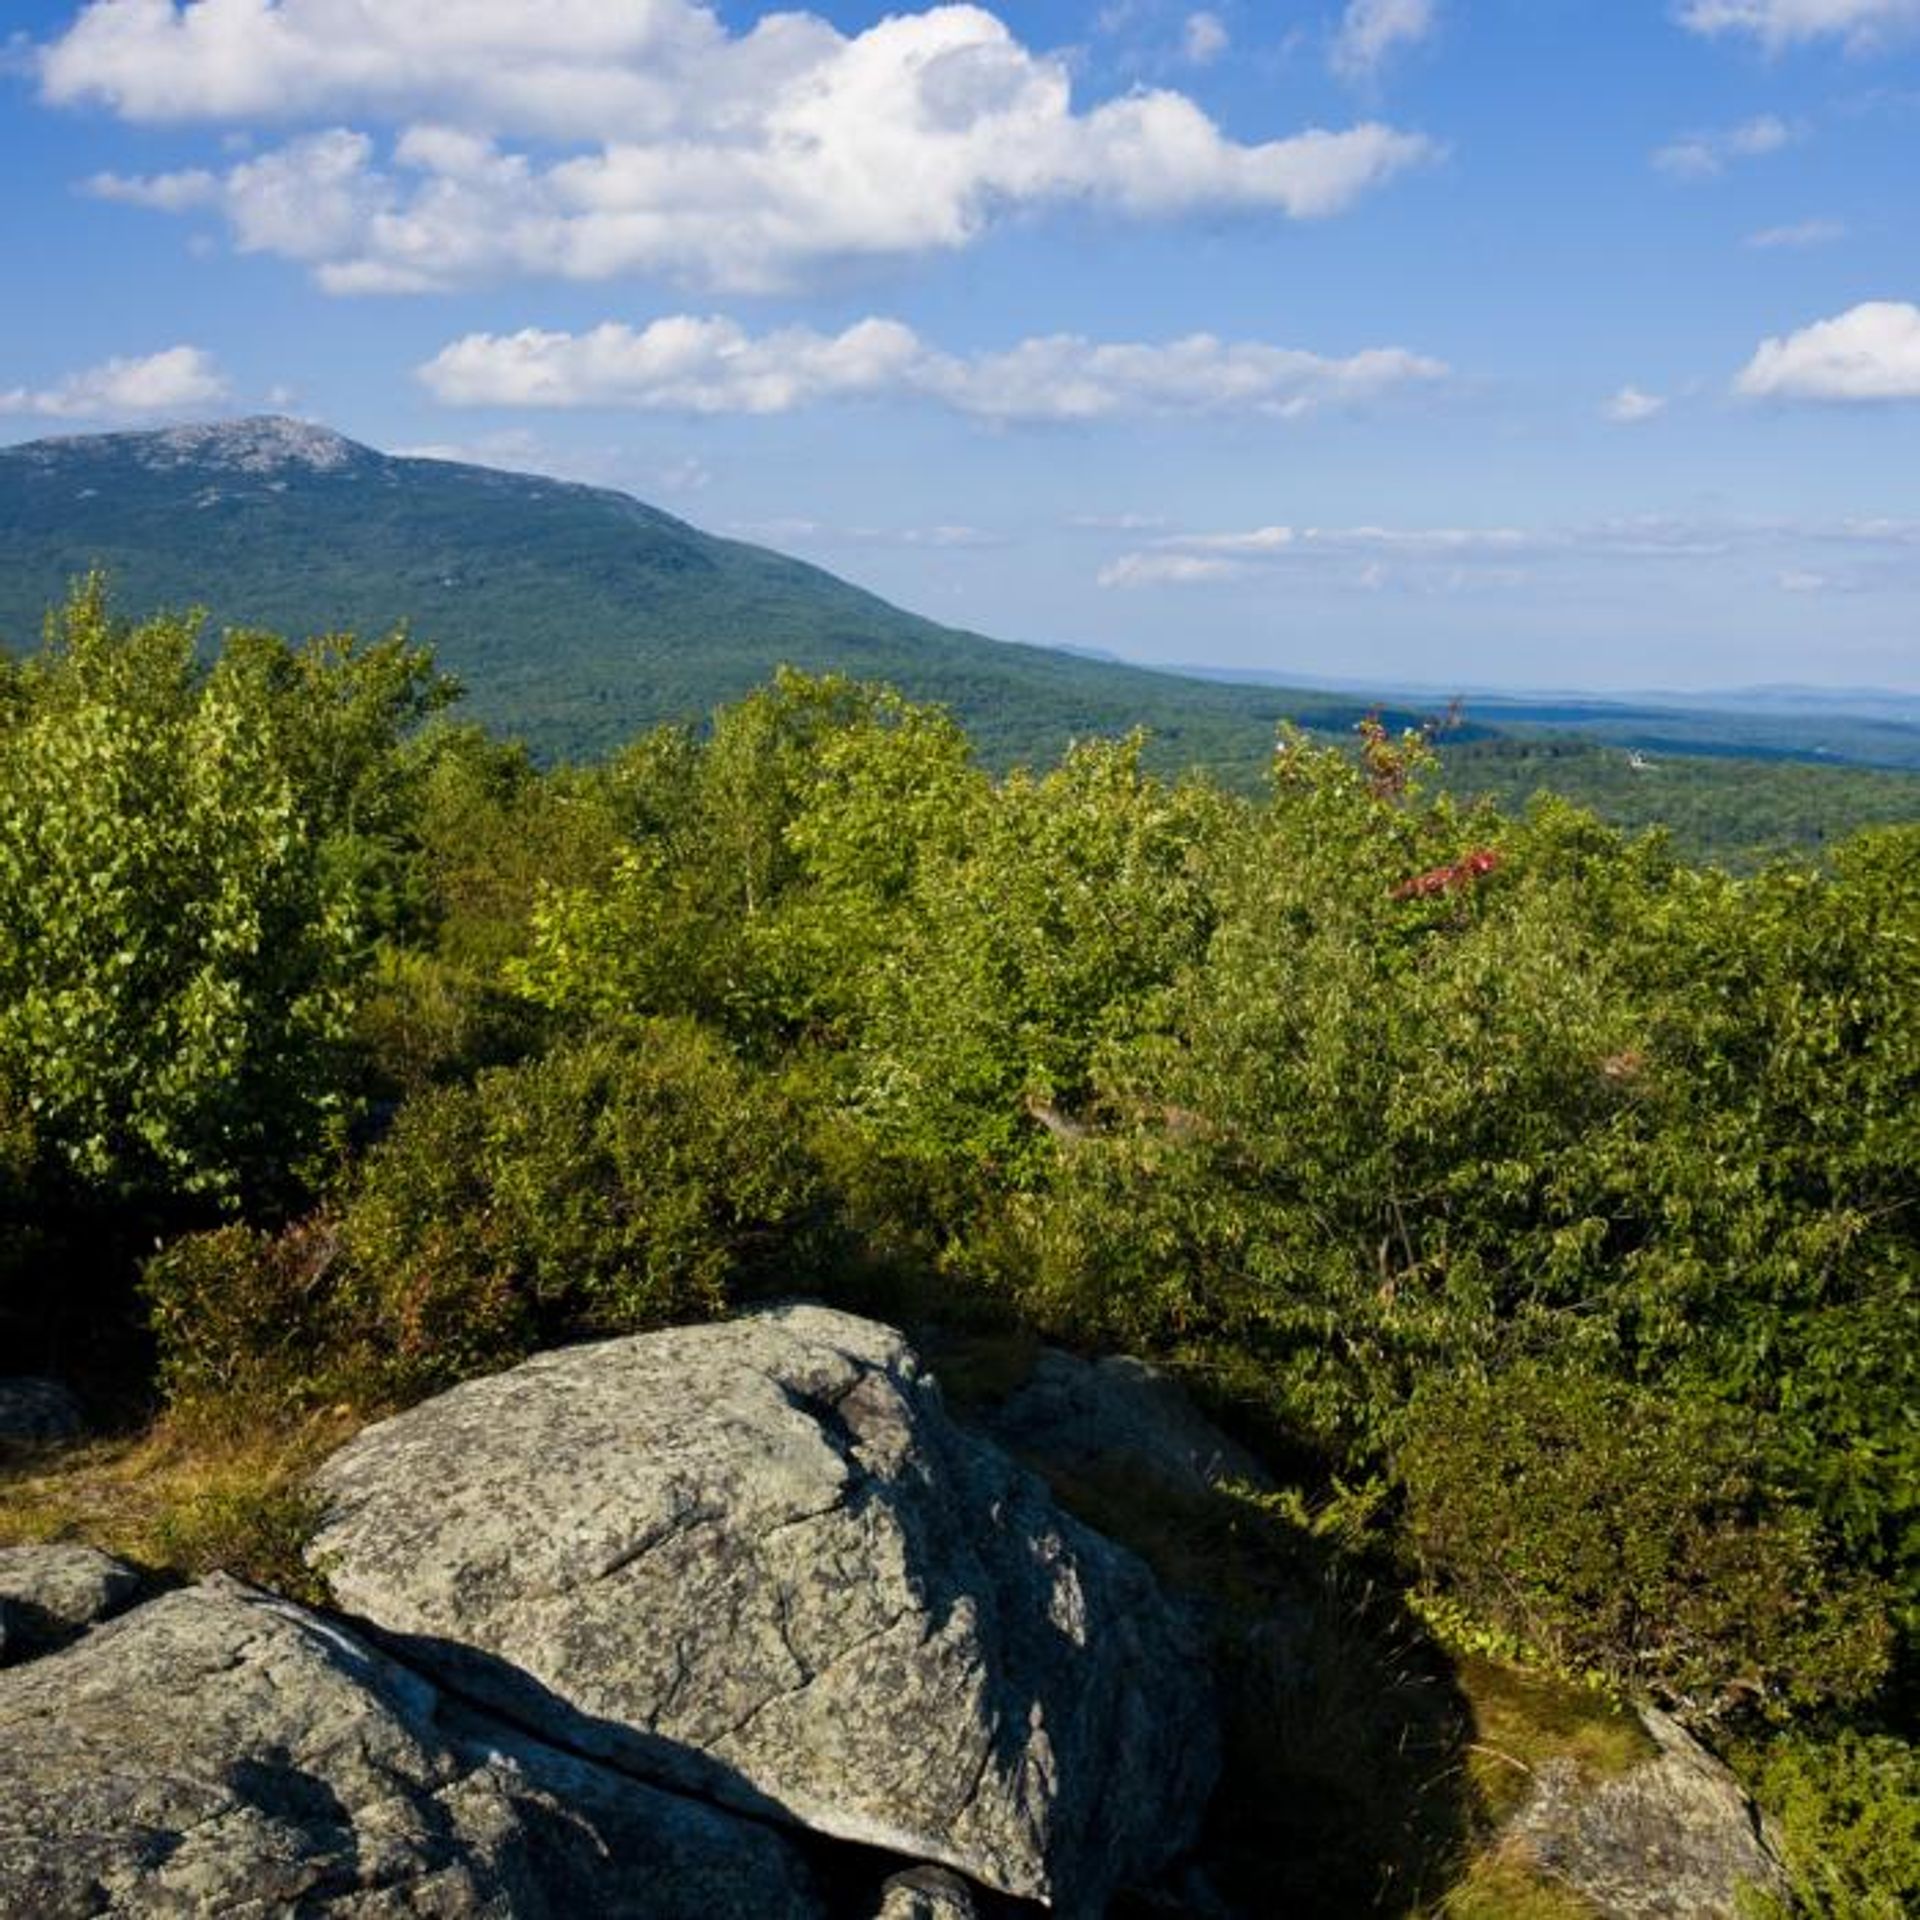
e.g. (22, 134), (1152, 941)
(3, 590), (1915, 1912)
(4, 420), (1917, 875)
(0, 417), (1391, 769)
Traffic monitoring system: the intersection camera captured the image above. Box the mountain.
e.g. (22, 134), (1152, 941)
(0, 416), (1390, 770)
(2, 417), (1915, 863)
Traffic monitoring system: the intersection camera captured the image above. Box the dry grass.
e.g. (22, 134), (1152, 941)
(1436, 1850), (1598, 1919)
(0, 1409), (363, 1606)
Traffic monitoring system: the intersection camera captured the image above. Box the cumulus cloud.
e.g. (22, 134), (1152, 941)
(1607, 385), (1668, 423)
(39, 0), (738, 133)
(0, 345), (230, 419)
(1677, 1), (1920, 53)
(1332, 0), (1438, 79)
(1746, 218), (1847, 247)
(1736, 300), (1920, 400)
(1652, 114), (1799, 179)
(417, 316), (1449, 421)
(47, 3), (1439, 294)
(86, 165), (220, 211)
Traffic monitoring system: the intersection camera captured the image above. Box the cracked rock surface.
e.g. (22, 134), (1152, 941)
(0, 1573), (822, 1917)
(969, 1347), (1272, 1503)
(1503, 1707), (1790, 1918)
(310, 1304), (1218, 1912)
(0, 1543), (143, 1664)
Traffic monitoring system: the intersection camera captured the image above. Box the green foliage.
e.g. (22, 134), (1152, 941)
(851, 733), (1236, 1178)
(1742, 1730), (1920, 1919)
(337, 1022), (826, 1395)
(1400, 1366), (1891, 1716)
(146, 1475), (333, 1609)
(1445, 735), (1920, 870)
(0, 580), (441, 1207)
(512, 675), (814, 1033)
(5, 608), (1913, 1829)
(145, 1215), (347, 1432)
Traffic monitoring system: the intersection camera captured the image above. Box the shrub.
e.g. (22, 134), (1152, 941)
(145, 1215), (348, 1431)
(1399, 1365), (1892, 1717)
(1743, 1730), (1920, 1919)
(338, 1021), (826, 1394)
(0, 582), (446, 1208)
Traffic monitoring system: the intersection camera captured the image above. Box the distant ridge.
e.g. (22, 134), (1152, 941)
(2, 418), (1917, 777)
(0, 416), (1382, 770)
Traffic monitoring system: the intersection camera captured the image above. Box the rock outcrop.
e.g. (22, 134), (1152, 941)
(310, 1304), (1219, 1913)
(0, 1542), (142, 1664)
(1502, 1706), (1790, 1918)
(0, 1377), (84, 1452)
(871, 1864), (982, 1919)
(0, 1574), (823, 1917)
(968, 1346), (1271, 1501)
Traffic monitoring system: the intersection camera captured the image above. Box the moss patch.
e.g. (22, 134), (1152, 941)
(1455, 1653), (1655, 1824)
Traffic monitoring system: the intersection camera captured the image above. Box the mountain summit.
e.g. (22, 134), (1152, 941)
(0, 416), (1354, 766)
(13, 415), (366, 478)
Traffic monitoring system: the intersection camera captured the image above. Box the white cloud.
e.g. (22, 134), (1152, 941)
(0, 345), (230, 419)
(654, 456), (713, 494)
(1066, 510), (1174, 531)
(1099, 552), (1246, 586)
(1652, 114), (1799, 178)
(1095, 512), (1920, 590)
(1677, 1), (1920, 54)
(417, 316), (1448, 421)
(85, 165), (219, 211)
(1167, 523), (1536, 556)
(47, 3), (1439, 294)
(1746, 217), (1847, 247)
(1332, 0), (1437, 79)
(1607, 385), (1668, 423)
(1736, 300), (1920, 400)
(40, 0), (731, 134)
(1183, 11), (1229, 64)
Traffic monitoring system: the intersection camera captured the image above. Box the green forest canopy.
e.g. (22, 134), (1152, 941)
(2, 588), (1915, 1912)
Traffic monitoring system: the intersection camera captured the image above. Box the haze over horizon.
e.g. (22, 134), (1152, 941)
(3, 1), (1917, 694)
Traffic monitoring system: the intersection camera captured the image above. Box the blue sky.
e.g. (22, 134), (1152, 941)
(3, 1), (1918, 692)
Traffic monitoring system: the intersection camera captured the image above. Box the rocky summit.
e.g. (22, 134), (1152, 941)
(0, 1574), (821, 1917)
(0, 1305), (1797, 1917)
(0, 1308), (1222, 1916)
(309, 1303), (1219, 1913)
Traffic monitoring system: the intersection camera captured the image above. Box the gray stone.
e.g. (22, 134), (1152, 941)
(1503, 1706), (1790, 1919)
(871, 1864), (980, 1919)
(969, 1346), (1272, 1501)
(311, 1304), (1218, 1914)
(0, 1376), (84, 1450)
(0, 1542), (143, 1663)
(0, 1574), (822, 1917)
